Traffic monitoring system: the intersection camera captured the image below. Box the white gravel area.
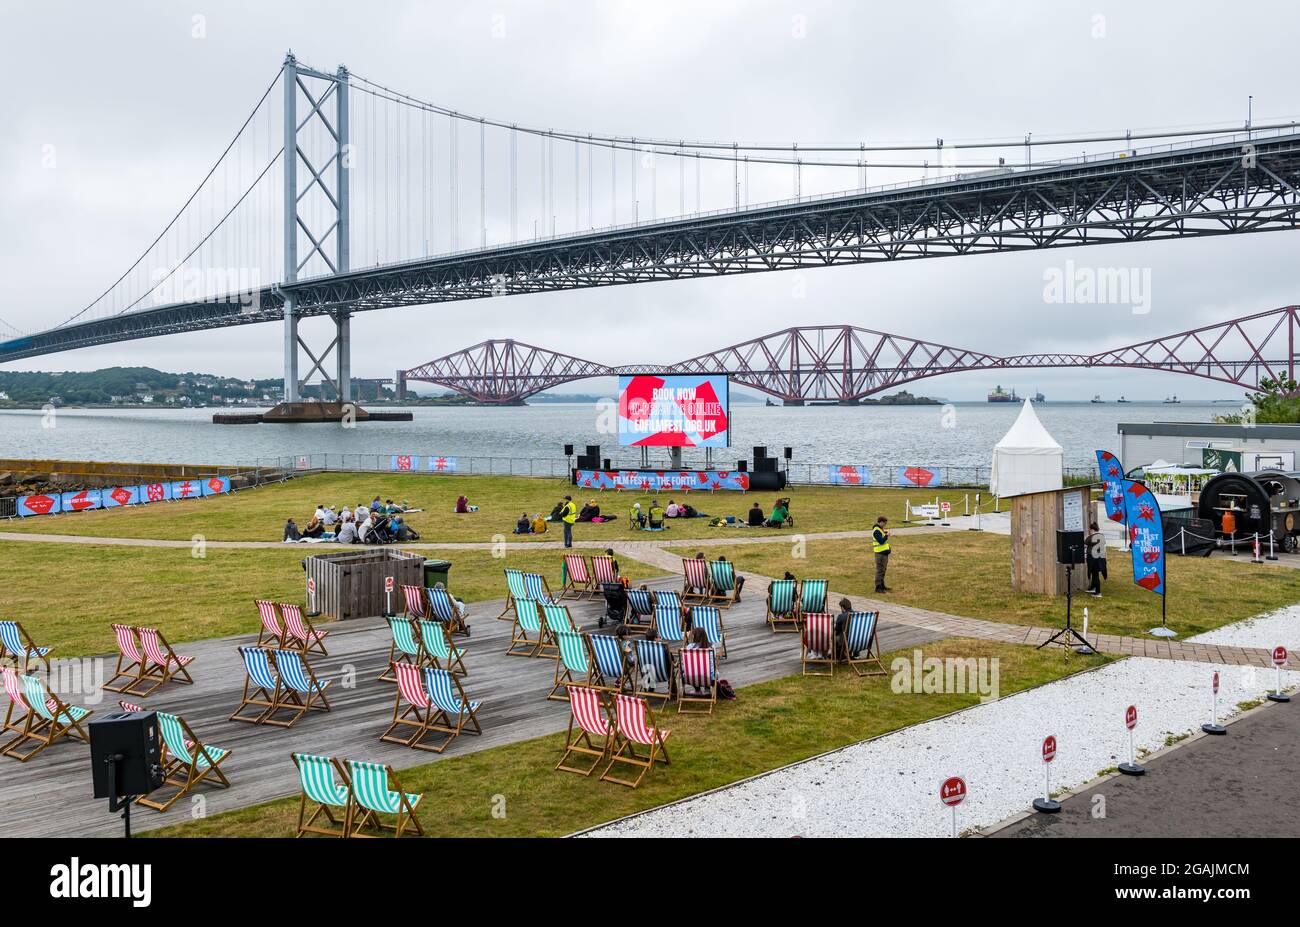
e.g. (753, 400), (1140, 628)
(583, 607), (1300, 838)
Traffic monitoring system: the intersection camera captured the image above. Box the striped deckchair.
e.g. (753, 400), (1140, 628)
(601, 693), (671, 788)
(2, 667), (39, 740)
(381, 662), (442, 751)
(346, 760), (424, 838)
(137, 710), (232, 812)
(426, 586), (469, 636)
(655, 589), (681, 613)
(104, 624), (146, 693)
(561, 554), (595, 599)
(708, 559), (741, 608)
(423, 667), (483, 753)
(418, 619), (468, 677)
(555, 684), (613, 776)
(0, 621), (51, 673)
(654, 604), (686, 645)
(524, 571), (555, 606)
(505, 598), (548, 658)
(681, 557), (712, 605)
(542, 603), (577, 643)
(677, 647), (717, 714)
(633, 639), (674, 704)
(801, 613), (836, 677)
(271, 649), (331, 726)
(282, 603), (330, 655)
(589, 634), (629, 692)
(132, 627), (195, 696)
(497, 569), (531, 619)
(401, 584), (429, 621)
(591, 554), (620, 586)
(254, 600), (285, 647)
(626, 587), (655, 632)
(293, 753), (351, 838)
(766, 579), (799, 633)
(378, 617), (426, 683)
(230, 646), (281, 724)
(690, 605), (728, 659)
(4, 674), (92, 761)
(799, 579), (829, 617)
(845, 611), (886, 676)
(549, 631), (597, 701)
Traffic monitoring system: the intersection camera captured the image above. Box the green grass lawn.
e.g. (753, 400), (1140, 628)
(150, 638), (1109, 838)
(0, 541), (660, 657)
(1, 472), (975, 544)
(705, 532), (1300, 639)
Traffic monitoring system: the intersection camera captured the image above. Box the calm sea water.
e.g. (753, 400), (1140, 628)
(0, 401), (1226, 473)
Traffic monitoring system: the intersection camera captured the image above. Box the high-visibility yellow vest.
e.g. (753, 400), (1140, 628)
(561, 502), (577, 524)
(872, 525), (891, 553)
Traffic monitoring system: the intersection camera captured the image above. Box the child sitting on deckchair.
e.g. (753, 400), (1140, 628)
(637, 627), (669, 694)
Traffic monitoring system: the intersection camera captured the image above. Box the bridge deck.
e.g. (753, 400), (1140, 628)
(3, 574), (942, 838)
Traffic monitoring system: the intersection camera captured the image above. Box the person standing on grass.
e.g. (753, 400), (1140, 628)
(560, 495), (578, 548)
(872, 515), (891, 593)
(1085, 521), (1107, 597)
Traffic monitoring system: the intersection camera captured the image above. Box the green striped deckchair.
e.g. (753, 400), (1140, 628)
(137, 711), (232, 812)
(378, 617), (426, 682)
(506, 597), (546, 658)
(497, 569), (531, 619)
(345, 760), (424, 838)
(799, 579), (828, 617)
(293, 753), (351, 838)
(766, 578), (799, 633)
(418, 620), (468, 676)
(3, 675), (92, 762)
(548, 630), (596, 701)
(708, 559), (741, 608)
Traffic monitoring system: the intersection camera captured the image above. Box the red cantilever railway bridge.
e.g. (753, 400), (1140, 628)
(397, 306), (1300, 405)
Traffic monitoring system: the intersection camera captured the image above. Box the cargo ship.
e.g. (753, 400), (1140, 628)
(987, 384), (1018, 403)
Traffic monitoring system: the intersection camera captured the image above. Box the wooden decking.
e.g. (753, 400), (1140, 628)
(1, 575), (943, 837)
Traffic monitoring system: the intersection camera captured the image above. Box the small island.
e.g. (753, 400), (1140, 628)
(865, 390), (942, 406)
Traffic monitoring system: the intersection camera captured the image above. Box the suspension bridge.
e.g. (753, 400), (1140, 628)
(3, 53), (1300, 415)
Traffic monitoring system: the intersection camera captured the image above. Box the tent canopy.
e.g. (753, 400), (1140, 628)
(989, 400), (1064, 497)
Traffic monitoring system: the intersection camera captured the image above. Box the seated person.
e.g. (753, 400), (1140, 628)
(455, 495), (474, 514)
(320, 505), (338, 526)
(370, 496), (384, 512)
(835, 597), (855, 659)
(334, 515), (358, 544)
(392, 516), (420, 542)
(357, 512), (375, 543)
(548, 500), (566, 522)
(665, 500), (681, 518)
(630, 502), (647, 529)
(432, 581), (467, 623)
(713, 554), (745, 600)
(531, 512), (547, 534)
(765, 499), (790, 527)
(384, 498), (405, 514)
(283, 518), (302, 542)
(577, 499), (600, 522)
(683, 628), (718, 693)
(681, 502), (699, 518)
(514, 512), (532, 534)
(747, 502), (765, 527)
(301, 517), (325, 539)
(648, 501), (666, 528)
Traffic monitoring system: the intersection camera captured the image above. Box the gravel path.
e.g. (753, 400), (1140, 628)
(582, 606), (1300, 838)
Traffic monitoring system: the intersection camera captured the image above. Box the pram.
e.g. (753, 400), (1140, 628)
(599, 582), (628, 628)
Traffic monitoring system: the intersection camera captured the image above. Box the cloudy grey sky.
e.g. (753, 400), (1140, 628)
(2, 0), (1298, 401)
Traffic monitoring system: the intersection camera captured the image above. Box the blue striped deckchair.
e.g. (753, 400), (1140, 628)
(766, 579), (799, 633)
(418, 619), (468, 677)
(655, 589), (681, 613)
(3, 674), (92, 762)
(800, 579), (829, 617)
(497, 569), (531, 619)
(678, 647), (717, 714)
(626, 587), (655, 631)
(0, 621), (51, 673)
(633, 639), (675, 705)
(654, 604), (686, 645)
(293, 753), (351, 838)
(588, 634), (629, 692)
(229, 646), (281, 725)
(548, 630), (596, 701)
(506, 597), (548, 658)
(690, 606), (728, 659)
(271, 649), (332, 726)
(708, 559), (741, 607)
(524, 571), (554, 605)
(378, 617), (426, 682)
(426, 586), (469, 636)
(423, 667), (483, 753)
(137, 710), (232, 812)
(845, 611), (886, 676)
(346, 760), (424, 838)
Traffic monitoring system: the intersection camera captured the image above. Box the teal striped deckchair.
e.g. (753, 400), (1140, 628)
(3, 674), (92, 762)
(766, 579), (799, 633)
(497, 569), (531, 619)
(505, 598), (548, 658)
(845, 611), (886, 676)
(799, 579), (829, 617)
(137, 711), (232, 812)
(542, 603), (576, 650)
(346, 760), (424, 838)
(378, 617), (426, 682)
(293, 753), (351, 838)
(418, 619), (468, 676)
(708, 559), (741, 608)
(548, 630), (596, 701)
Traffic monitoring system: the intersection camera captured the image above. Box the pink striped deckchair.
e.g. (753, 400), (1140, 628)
(681, 557), (712, 605)
(591, 554), (620, 586)
(255, 599), (285, 647)
(2, 667), (39, 740)
(561, 554), (595, 599)
(104, 624), (146, 693)
(677, 647), (717, 714)
(555, 684), (613, 776)
(800, 613), (836, 677)
(601, 693), (672, 788)
(401, 584), (428, 620)
(380, 662), (441, 751)
(281, 603), (330, 655)
(132, 627), (195, 696)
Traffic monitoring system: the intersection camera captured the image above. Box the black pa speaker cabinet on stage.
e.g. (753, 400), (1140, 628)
(564, 444), (574, 457)
(753, 446), (768, 461)
(576, 455), (598, 470)
(585, 445), (600, 459)
(784, 447), (793, 460)
(90, 711), (164, 799)
(1056, 530), (1085, 565)
(737, 460), (748, 472)
(757, 457), (777, 473)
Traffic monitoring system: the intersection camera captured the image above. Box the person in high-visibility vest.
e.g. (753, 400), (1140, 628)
(560, 495), (578, 548)
(872, 515), (891, 593)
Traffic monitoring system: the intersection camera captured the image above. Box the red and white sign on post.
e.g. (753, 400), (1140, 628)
(307, 577), (317, 615)
(1042, 735), (1057, 763)
(1033, 736), (1062, 813)
(1269, 646), (1291, 703)
(1203, 671), (1226, 735)
(1119, 705), (1144, 776)
(385, 575), (395, 618)
(939, 776), (966, 837)
(1125, 704), (1137, 731)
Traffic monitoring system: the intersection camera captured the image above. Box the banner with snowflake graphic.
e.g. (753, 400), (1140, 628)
(1095, 450), (1126, 523)
(574, 469), (750, 492)
(426, 456), (458, 473)
(1122, 479), (1165, 596)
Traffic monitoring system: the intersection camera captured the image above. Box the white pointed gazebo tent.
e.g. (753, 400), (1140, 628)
(990, 399), (1064, 498)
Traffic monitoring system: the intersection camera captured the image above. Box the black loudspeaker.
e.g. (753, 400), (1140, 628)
(602, 458), (611, 470)
(757, 457), (777, 473)
(1056, 530), (1085, 565)
(585, 445), (600, 458)
(564, 444), (574, 457)
(737, 460), (748, 472)
(576, 455), (598, 470)
(784, 446), (793, 460)
(753, 446), (768, 460)
(90, 711), (164, 799)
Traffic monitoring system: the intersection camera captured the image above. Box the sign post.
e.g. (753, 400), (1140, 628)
(306, 577), (318, 618)
(970, 492), (982, 531)
(1032, 735), (1061, 813)
(940, 500), (951, 527)
(1202, 671), (1226, 735)
(1118, 704), (1145, 776)
(384, 575), (395, 618)
(1267, 646), (1290, 703)
(939, 776), (966, 838)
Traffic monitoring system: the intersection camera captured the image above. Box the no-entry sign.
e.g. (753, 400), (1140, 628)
(1273, 646), (1288, 667)
(939, 776), (967, 807)
(385, 576), (395, 593)
(1212, 671), (1220, 695)
(1125, 705), (1137, 731)
(308, 577), (316, 594)
(1042, 735), (1057, 763)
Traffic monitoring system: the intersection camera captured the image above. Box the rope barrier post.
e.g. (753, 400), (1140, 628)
(1267, 529), (1279, 561)
(903, 498), (911, 525)
(1252, 532), (1263, 564)
(1180, 526), (1185, 557)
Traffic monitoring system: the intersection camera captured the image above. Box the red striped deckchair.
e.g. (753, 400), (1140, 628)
(401, 584), (428, 620)
(255, 599), (285, 647)
(591, 554), (620, 586)
(4, 674), (92, 761)
(282, 603), (330, 655)
(2, 667), (39, 740)
(380, 662), (442, 751)
(132, 627), (195, 696)
(560, 554), (596, 599)
(681, 557), (712, 605)
(800, 613), (836, 677)
(677, 647), (717, 715)
(555, 684), (613, 776)
(104, 624), (146, 693)
(601, 693), (671, 788)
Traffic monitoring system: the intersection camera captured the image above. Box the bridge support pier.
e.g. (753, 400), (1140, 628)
(782, 399), (805, 406)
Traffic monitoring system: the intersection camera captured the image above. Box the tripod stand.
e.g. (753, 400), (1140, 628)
(1037, 552), (1092, 653)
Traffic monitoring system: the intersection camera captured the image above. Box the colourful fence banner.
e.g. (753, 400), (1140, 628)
(102, 485), (140, 508)
(170, 480), (202, 500)
(427, 456), (458, 473)
(828, 465), (871, 486)
(1096, 450), (1126, 523)
(896, 466), (942, 488)
(391, 455), (418, 471)
(1122, 480), (1165, 596)
(138, 482), (171, 504)
(574, 469), (751, 492)
(60, 489), (102, 513)
(201, 476), (232, 496)
(16, 493), (61, 517)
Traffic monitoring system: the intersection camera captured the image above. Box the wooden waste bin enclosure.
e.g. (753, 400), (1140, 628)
(1009, 486), (1091, 596)
(303, 549), (426, 620)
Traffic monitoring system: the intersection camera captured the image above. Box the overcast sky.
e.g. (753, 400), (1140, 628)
(2, 0), (1298, 401)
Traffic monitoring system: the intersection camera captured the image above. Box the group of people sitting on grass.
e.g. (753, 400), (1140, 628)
(283, 496), (421, 544)
(630, 498), (708, 529)
(746, 497), (792, 528)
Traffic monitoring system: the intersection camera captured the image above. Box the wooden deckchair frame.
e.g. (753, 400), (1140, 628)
(632, 640), (676, 706)
(127, 627), (195, 697)
(418, 619), (468, 677)
(422, 668), (484, 753)
(104, 624), (146, 694)
(600, 694), (671, 789)
(765, 579), (800, 633)
(680, 557), (713, 605)
(3, 676), (92, 762)
(708, 559), (741, 608)
(264, 649), (331, 727)
(293, 753), (352, 838)
(281, 602), (330, 655)
(505, 597), (547, 658)
(560, 553), (596, 600)
(801, 613), (837, 677)
(229, 647), (282, 725)
(136, 711), (232, 812)
(555, 684), (613, 776)
(0, 621), (51, 674)
(346, 760), (424, 838)
(677, 648), (717, 715)
(548, 631), (598, 701)
(846, 611), (888, 677)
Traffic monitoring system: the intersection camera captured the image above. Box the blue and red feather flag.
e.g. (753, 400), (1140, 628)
(1095, 450), (1126, 523)
(1122, 480), (1165, 597)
